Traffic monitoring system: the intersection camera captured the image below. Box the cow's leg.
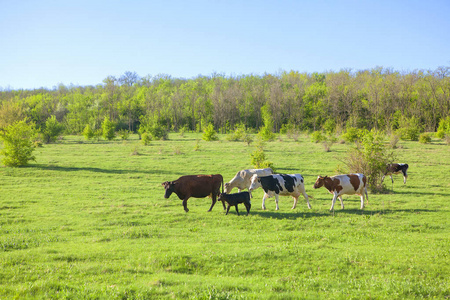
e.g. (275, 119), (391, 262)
(330, 192), (338, 211)
(302, 190), (312, 209)
(291, 196), (298, 209)
(245, 202), (251, 215)
(235, 205), (240, 216)
(390, 175), (394, 184)
(381, 174), (385, 183)
(275, 194), (280, 210)
(403, 171), (407, 184)
(182, 198), (189, 213)
(226, 205), (232, 215)
(208, 195), (217, 212)
(360, 194), (364, 209)
(262, 194), (269, 210)
(339, 196), (344, 209)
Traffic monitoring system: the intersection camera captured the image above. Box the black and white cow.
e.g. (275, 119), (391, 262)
(381, 163), (409, 184)
(248, 174), (312, 210)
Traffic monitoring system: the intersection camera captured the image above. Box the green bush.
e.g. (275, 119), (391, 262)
(226, 123), (247, 141)
(342, 130), (394, 191)
(396, 116), (422, 141)
(0, 120), (37, 167)
(311, 131), (325, 143)
(419, 133), (432, 144)
(82, 124), (94, 140)
(141, 133), (152, 146)
(342, 127), (362, 143)
(437, 116), (450, 139)
(102, 117), (116, 141)
(202, 123), (218, 141)
(42, 115), (64, 143)
(117, 129), (131, 140)
(250, 142), (274, 170)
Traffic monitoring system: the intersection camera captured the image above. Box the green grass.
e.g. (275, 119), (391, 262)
(0, 133), (449, 299)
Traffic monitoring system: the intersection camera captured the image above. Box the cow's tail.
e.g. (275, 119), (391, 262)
(221, 177), (224, 194)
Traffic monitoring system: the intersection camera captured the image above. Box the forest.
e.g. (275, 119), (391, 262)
(0, 66), (449, 135)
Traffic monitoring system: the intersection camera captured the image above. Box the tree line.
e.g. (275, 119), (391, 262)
(1, 67), (449, 135)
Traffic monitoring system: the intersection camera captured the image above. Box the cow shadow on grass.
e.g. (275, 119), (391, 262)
(28, 164), (174, 176)
(250, 208), (438, 220)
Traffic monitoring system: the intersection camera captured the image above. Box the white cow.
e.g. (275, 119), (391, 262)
(248, 174), (312, 210)
(224, 168), (273, 197)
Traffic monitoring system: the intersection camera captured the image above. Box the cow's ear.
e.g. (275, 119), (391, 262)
(162, 181), (167, 186)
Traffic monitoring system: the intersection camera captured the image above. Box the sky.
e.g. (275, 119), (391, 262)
(1, 0), (449, 90)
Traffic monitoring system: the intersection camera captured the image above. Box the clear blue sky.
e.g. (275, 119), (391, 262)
(1, 0), (449, 90)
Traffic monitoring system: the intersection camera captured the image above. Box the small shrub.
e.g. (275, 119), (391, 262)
(117, 129), (130, 140)
(419, 133), (432, 144)
(141, 133), (152, 146)
(243, 134), (253, 146)
(342, 127), (361, 143)
(82, 125), (94, 140)
(0, 120), (37, 167)
(444, 134), (450, 145)
(194, 139), (200, 151)
(250, 141), (274, 170)
(226, 123), (246, 142)
(311, 131), (325, 143)
(396, 116), (422, 141)
(42, 115), (64, 144)
(102, 117), (116, 141)
(341, 130), (394, 191)
(436, 130), (445, 139)
(202, 123), (218, 141)
(389, 134), (400, 149)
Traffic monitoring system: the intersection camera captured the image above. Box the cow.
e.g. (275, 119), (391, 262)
(248, 174), (312, 210)
(217, 192), (251, 216)
(224, 168), (273, 198)
(313, 173), (368, 211)
(162, 174), (224, 213)
(381, 163), (409, 184)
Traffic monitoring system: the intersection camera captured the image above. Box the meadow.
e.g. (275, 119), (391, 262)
(0, 133), (449, 299)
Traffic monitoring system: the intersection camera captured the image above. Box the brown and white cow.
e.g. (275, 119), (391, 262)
(381, 163), (409, 184)
(313, 173), (368, 211)
(224, 168), (273, 197)
(162, 174), (224, 213)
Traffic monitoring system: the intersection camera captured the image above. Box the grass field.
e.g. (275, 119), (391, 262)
(0, 133), (449, 299)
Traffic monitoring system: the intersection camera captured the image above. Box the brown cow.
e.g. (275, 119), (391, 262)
(162, 174), (224, 212)
(313, 173), (368, 211)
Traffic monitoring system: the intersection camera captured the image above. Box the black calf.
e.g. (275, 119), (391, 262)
(218, 192), (251, 216)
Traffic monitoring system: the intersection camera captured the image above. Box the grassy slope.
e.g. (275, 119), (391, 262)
(0, 133), (449, 299)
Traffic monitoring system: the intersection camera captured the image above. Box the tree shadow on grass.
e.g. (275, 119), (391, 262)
(28, 164), (174, 176)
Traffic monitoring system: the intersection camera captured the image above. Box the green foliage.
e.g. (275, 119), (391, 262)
(0, 120), (36, 167)
(202, 123), (218, 141)
(311, 131), (325, 143)
(42, 115), (64, 143)
(419, 133), (432, 144)
(139, 115), (168, 141)
(258, 104), (275, 141)
(82, 124), (94, 140)
(102, 117), (116, 141)
(323, 118), (336, 134)
(141, 132), (152, 145)
(117, 129), (131, 140)
(250, 141), (274, 170)
(343, 130), (394, 191)
(396, 116), (422, 141)
(342, 127), (364, 143)
(436, 116), (450, 139)
(226, 123), (247, 142)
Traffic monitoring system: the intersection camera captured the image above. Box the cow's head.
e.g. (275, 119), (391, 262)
(162, 181), (176, 198)
(223, 183), (231, 194)
(313, 176), (327, 189)
(217, 193), (226, 202)
(248, 174), (261, 192)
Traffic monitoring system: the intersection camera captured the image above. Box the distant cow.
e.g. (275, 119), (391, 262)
(313, 173), (368, 211)
(249, 174), (312, 210)
(162, 174), (224, 212)
(224, 168), (273, 197)
(218, 192), (251, 216)
(381, 163), (409, 184)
